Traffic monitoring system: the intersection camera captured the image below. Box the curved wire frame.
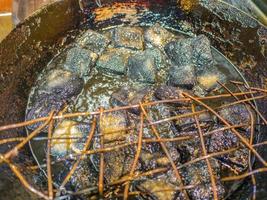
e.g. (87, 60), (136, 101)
(0, 80), (267, 200)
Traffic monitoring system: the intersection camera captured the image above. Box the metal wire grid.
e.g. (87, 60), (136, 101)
(0, 80), (267, 200)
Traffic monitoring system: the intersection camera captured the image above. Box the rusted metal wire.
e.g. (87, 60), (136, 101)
(47, 117), (54, 200)
(99, 107), (105, 197)
(222, 167), (267, 181)
(0, 137), (25, 145)
(140, 103), (190, 199)
(3, 111), (55, 161)
(60, 117), (97, 189)
(217, 81), (257, 200)
(191, 104), (218, 200)
(3, 156), (50, 200)
(0, 83), (267, 200)
(182, 92), (267, 167)
(123, 110), (144, 200)
(0, 91), (259, 132)
(25, 124), (246, 172)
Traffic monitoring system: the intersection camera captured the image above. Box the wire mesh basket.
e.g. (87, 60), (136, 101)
(1, 81), (267, 200)
(0, 0), (267, 200)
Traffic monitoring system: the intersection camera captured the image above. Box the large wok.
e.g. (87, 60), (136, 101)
(0, 0), (267, 199)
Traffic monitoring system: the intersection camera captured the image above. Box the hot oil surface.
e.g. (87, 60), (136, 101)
(25, 24), (254, 200)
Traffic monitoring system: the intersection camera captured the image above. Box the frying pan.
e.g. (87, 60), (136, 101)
(0, 0), (266, 199)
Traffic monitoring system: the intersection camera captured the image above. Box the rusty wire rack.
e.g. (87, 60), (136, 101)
(0, 80), (267, 200)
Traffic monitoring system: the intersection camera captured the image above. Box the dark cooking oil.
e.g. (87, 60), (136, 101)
(25, 24), (255, 200)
